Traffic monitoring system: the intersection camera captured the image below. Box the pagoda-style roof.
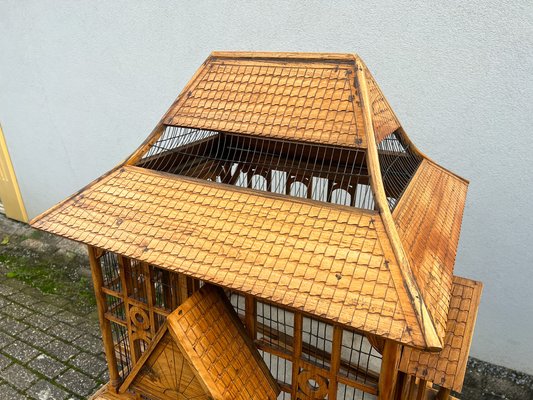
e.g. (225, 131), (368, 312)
(31, 52), (469, 352)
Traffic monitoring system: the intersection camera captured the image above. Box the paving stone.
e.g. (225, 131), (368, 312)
(12, 292), (42, 308)
(99, 368), (110, 382)
(0, 284), (16, 296)
(42, 339), (80, 362)
(27, 379), (71, 400)
(0, 314), (30, 334)
(21, 327), (56, 349)
(0, 295), (13, 308)
(78, 319), (101, 338)
(74, 334), (104, 355)
(0, 331), (15, 349)
(47, 323), (84, 342)
(31, 302), (63, 317)
(45, 296), (70, 309)
(21, 290), (49, 306)
(29, 353), (67, 378)
(69, 352), (107, 379)
(54, 310), (85, 326)
(56, 369), (98, 397)
(2, 340), (40, 363)
(2, 362), (39, 390)
(2, 302), (34, 319)
(0, 382), (21, 400)
(23, 312), (57, 331)
(0, 353), (12, 370)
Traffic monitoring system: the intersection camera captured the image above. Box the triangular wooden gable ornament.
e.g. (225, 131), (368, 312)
(120, 284), (279, 400)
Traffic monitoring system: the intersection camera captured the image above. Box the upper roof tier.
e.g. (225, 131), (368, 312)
(31, 52), (470, 351)
(165, 54), (366, 148)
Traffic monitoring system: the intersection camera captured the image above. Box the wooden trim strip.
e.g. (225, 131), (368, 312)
(336, 375), (378, 395)
(329, 326), (343, 399)
(355, 58), (442, 351)
(104, 312), (127, 326)
(378, 341), (401, 400)
(210, 51), (358, 63)
(290, 313), (303, 398)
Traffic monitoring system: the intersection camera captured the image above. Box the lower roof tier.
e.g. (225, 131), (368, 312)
(399, 276), (483, 392)
(32, 165), (427, 348)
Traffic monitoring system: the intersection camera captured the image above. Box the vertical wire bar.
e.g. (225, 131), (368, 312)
(87, 246), (121, 392)
(161, 269), (173, 310)
(169, 272), (179, 310)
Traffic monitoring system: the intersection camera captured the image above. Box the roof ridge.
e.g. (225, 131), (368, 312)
(210, 51), (359, 63)
(354, 56), (443, 351)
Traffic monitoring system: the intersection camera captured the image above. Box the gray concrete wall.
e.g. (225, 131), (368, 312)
(1, 0), (532, 374)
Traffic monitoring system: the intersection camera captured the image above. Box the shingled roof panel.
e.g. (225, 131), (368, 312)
(32, 165), (424, 347)
(31, 52), (476, 352)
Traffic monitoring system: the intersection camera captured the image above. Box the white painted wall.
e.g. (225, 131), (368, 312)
(1, 0), (532, 374)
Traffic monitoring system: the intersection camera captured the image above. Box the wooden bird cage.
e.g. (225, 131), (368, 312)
(31, 52), (482, 400)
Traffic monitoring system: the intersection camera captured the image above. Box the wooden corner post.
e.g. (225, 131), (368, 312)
(87, 246), (121, 392)
(379, 340), (401, 400)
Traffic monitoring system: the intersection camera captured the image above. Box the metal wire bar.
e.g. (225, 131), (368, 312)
(137, 126), (376, 210)
(377, 131), (422, 210)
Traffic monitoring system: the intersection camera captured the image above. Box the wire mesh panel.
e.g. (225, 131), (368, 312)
(95, 250), (384, 398)
(337, 383), (377, 400)
(226, 294), (382, 399)
(339, 331), (382, 386)
(96, 250), (201, 386)
(126, 258), (148, 303)
(101, 251), (121, 292)
(259, 350), (293, 389)
(256, 301), (295, 355)
(301, 317), (334, 371)
(378, 131), (421, 210)
(228, 290), (246, 320)
(151, 266), (177, 312)
(106, 294), (125, 322)
(137, 126), (375, 211)
(109, 321), (132, 377)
